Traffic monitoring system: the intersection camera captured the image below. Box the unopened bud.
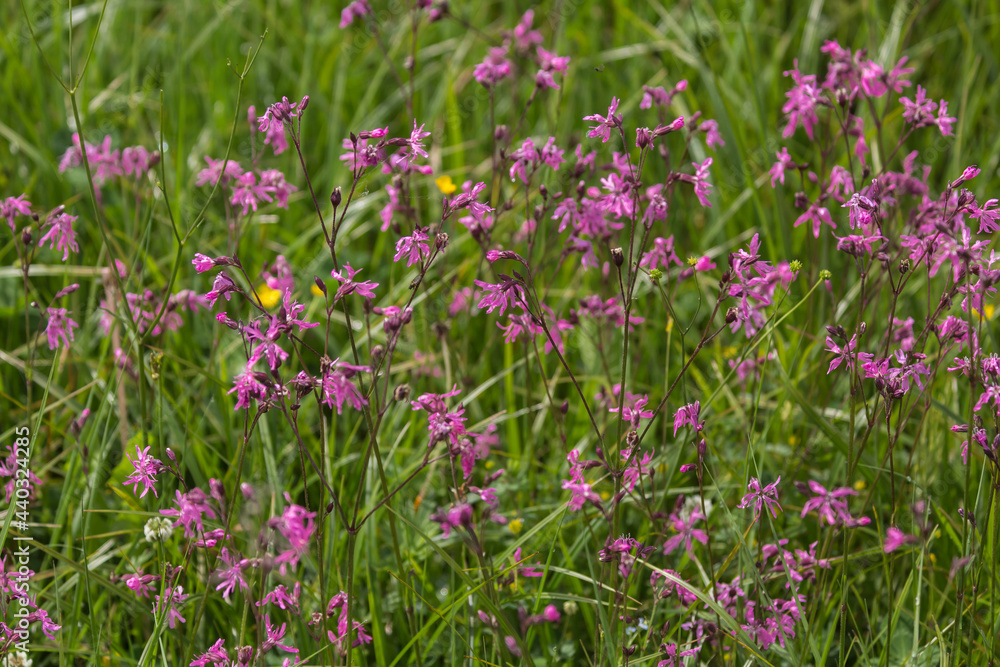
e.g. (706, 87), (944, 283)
(20, 228), (32, 245)
(371, 344), (385, 362)
(725, 306), (739, 324)
(826, 325), (847, 340)
(331, 187), (342, 208)
(314, 276), (327, 295)
(899, 258), (910, 274)
(835, 87), (851, 108)
(957, 188), (975, 209)
(394, 384), (411, 402)
(610, 247), (624, 267)
(54, 283), (80, 300)
(436, 232), (450, 250)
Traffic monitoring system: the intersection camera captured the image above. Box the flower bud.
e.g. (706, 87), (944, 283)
(957, 188), (975, 209)
(899, 258), (910, 274)
(436, 232), (450, 250)
(635, 127), (653, 149)
(394, 384), (411, 402)
(54, 283), (80, 300)
(836, 87), (851, 108)
(725, 306), (739, 324)
(331, 186), (342, 208)
(826, 325), (847, 340)
(610, 247), (624, 267)
(314, 276), (327, 295)
(298, 95), (309, 113)
(20, 228), (32, 245)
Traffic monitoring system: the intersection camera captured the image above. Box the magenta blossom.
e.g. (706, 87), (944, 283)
(331, 262), (378, 301)
(770, 147), (793, 187)
(321, 359), (368, 414)
(781, 61), (821, 139)
(44, 308), (79, 350)
(473, 46), (512, 86)
(394, 228), (431, 267)
(663, 507), (709, 557)
(339, 0), (371, 28)
(583, 96), (622, 143)
(883, 527), (919, 553)
(1, 194), (32, 231)
(673, 401), (703, 436)
(610, 394), (654, 430)
(123, 445), (165, 499)
(737, 476), (782, 520)
(799, 480), (857, 526)
(687, 157), (713, 207)
(38, 210), (79, 261)
(160, 487), (218, 537)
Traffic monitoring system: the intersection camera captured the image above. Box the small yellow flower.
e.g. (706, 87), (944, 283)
(984, 304), (995, 320)
(853, 479), (866, 491)
(722, 345), (737, 359)
(686, 256), (698, 266)
(508, 518), (523, 534)
(435, 175), (457, 195)
(485, 460), (495, 470)
(929, 552), (937, 565)
(311, 282), (325, 297)
(257, 284), (281, 309)
(600, 491), (611, 501)
(666, 318), (674, 333)
(788, 434), (800, 446)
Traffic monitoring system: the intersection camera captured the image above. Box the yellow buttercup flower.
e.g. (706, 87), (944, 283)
(311, 282), (325, 297)
(435, 175), (457, 195)
(722, 345), (737, 359)
(508, 518), (523, 534)
(257, 284), (282, 309)
(853, 479), (866, 491)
